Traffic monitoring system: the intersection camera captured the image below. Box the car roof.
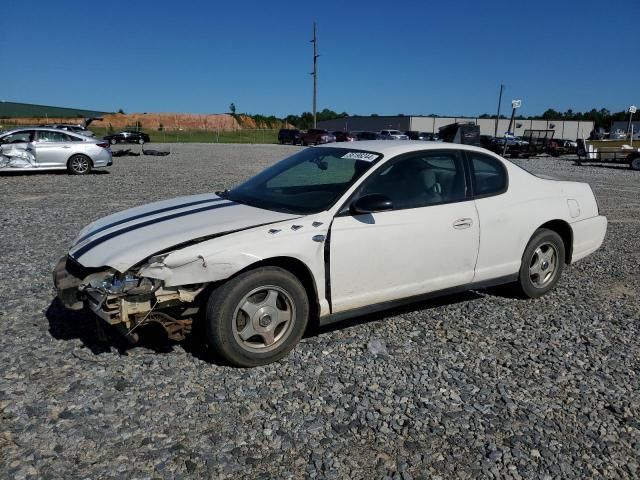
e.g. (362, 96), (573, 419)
(317, 140), (499, 158)
(0, 127), (93, 140)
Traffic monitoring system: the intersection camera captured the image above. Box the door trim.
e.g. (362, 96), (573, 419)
(319, 273), (518, 326)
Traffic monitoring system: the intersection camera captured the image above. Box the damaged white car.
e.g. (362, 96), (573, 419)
(54, 142), (607, 366)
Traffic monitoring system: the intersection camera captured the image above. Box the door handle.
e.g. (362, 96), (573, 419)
(452, 218), (473, 229)
(62, 146), (71, 149)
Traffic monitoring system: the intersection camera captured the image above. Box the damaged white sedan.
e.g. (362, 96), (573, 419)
(54, 142), (607, 366)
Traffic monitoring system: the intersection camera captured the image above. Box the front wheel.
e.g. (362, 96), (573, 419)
(516, 228), (565, 298)
(67, 154), (92, 175)
(629, 155), (640, 171)
(110, 138), (117, 145)
(205, 267), (309, 367)
(138, 138), (145, 145)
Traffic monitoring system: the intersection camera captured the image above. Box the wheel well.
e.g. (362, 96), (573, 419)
(538, 220), (572, 264)
(238, 256), (320, 326)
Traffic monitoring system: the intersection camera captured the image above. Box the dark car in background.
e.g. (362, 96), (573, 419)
(302, 129), (335, 146)
(405, 131), (439, 141)
(278, 129), (302, 145)
(103, 131), (150, 145)
(405, 131), (425, 140)
(332, 131), (354, 142)
(355, 131), (379, 141)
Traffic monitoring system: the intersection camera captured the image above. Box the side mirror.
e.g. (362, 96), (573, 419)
(350, 193), (393, 215)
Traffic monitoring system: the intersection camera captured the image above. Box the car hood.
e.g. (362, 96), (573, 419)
(69, 193), (299, 271)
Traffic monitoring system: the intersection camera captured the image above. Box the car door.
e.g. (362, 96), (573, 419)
(33, 130), (75, 167)
(329, 150), (479, 313)
(0, 130), (36, 167)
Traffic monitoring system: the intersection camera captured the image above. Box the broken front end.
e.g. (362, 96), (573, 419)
(53, 256), (204, 343)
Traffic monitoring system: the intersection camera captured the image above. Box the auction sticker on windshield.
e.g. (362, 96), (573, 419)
(341, 152), (380, 162)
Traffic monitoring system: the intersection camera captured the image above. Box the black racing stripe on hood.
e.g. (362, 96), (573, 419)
(73, 201), (237, 259)
(75, 196), (226, 245)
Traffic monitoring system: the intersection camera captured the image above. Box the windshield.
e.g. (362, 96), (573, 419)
(223, 147), (382, 214)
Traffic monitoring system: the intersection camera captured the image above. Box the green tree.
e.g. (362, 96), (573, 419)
(541, 109), (560, 120)
(229, 103), (237, 115)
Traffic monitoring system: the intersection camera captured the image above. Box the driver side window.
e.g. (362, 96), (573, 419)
(359, 151), (467, 210)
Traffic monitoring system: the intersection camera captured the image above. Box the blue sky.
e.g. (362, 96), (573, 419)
(2, 0), (638, 117)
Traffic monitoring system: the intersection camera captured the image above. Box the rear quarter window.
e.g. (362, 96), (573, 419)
(469, 152), (508, 197)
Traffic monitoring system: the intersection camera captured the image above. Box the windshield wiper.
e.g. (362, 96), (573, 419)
(216, 189), (230, 198)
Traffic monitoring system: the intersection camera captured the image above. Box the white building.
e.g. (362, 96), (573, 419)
(317, 116), (594, 141)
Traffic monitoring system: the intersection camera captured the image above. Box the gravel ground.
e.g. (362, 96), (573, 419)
(1, 144), (639, 479)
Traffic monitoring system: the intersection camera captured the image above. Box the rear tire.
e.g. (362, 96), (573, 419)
(629, 155), (640, 171)
(110, 138), (117, 145)
(516, 228), (565, 298)
(205, 267), (309, 367)
(67, 154), (92, 175)
(138, 138), (145, 145)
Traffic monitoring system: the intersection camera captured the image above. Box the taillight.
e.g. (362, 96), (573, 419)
(96, 142), (109, 148)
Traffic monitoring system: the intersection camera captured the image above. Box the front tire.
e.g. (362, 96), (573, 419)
(138, 138), (145, 145)
(67, 154), (92, 175)
(205, 267), (309, 367)
(516, 228), (565, 298)
(629, 154), (640, 171)
(110, 138), (117, 145)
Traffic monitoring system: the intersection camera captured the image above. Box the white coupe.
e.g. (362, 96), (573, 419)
(54, 142), (607, 366)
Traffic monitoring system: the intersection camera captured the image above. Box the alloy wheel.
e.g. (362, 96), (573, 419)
(231, 285), (295, 353)
(70, 155), (90, 174)
(529, 242), (558, 288)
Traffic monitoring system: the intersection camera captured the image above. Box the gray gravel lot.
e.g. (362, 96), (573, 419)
(1, 143), (639, 479)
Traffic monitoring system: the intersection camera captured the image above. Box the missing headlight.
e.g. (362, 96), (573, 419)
(81, 271), (160, 296)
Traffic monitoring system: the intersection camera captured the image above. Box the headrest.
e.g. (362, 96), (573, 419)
(422, 169), (437, 189)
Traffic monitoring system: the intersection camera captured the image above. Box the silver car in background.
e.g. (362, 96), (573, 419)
(378, 129), (409, 140)
(0, 128), (112, 175)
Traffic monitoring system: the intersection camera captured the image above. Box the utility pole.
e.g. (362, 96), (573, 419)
(494, 84), (504, 137)
(503, 99), (521, 156)
(310, 22), (318, 128)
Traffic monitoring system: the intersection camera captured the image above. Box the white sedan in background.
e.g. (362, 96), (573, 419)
(0, 128), (112, 174)
(378, 129), (409, 140)
(54, 142), (607, 366)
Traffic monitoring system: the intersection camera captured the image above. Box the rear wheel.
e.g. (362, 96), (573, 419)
(67, 154), (92, 175)
(629, 155), (640, 171)
(138, 138), (145, 145)
(516, 228), (565, 298)
(110, 138), (117, 145)
(205, 267), (309, 367)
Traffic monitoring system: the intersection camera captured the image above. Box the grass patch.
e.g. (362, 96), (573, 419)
(90, 127), (280, 144)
